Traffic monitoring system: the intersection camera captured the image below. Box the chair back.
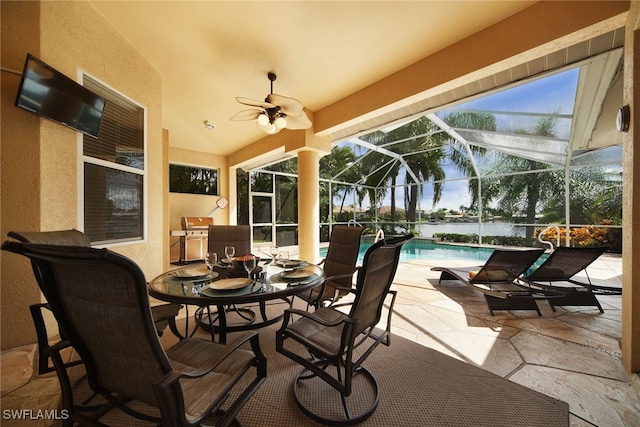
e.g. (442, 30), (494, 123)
(2, 242), (172, 407)
(8, 229), (91, 247)
(208, 225), (252, 259)
(8, 230), (91, 300)
(349, 234), (412, 335)
(526, 246), (607, 281)
(323, 226), (364, 288)
(470, 248), (545, 284)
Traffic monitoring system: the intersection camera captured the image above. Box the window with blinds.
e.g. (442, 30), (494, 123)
(82, 76), (145, 244)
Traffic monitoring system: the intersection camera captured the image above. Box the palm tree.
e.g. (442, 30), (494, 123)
(355, 112), (495, 225)
(320, 145), (360, 221)
(591, 169), (623, 224)
(359, 117), (449, 225)
(485, 158), (557, 239)
(357, 132), (401, 222)
(442, 111), (496, 209)
(541, 166), (622, 225)
(481, 111), (561, 241)
(401, 129), (446, 222)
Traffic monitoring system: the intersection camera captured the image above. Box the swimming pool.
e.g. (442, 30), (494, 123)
(319, 238), (498, 264)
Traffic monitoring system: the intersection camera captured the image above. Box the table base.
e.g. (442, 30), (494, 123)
(194, 299), (291, 342)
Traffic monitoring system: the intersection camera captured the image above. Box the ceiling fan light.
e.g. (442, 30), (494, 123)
(257, 113), (270, 126)
(275, 116), (287, 129)
(266, 124), (277, 134)
(234, 72), (304, 134)
(256, 120), (279, 134)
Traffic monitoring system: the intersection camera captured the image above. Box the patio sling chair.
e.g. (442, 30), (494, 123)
(522, 246), (619, 313)
(7, 229), (182, 375)
(2, 241), (267, 427)
(207, 225), (253, 277)
(296, 225), (365, 310)
(200, 225), (260, 336)
(431, 248), (557, 316)
(276, 234), (412, 425)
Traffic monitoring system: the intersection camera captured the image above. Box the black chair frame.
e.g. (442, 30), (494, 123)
(2, 241), (266, 427)
(8, 230), (182, 374)
(276, 234), (412, 425)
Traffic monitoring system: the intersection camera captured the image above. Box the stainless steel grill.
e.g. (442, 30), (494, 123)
(170, 217), (213, 262)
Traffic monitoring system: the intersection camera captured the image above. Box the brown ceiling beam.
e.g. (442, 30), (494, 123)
(314, 0), (629, 137)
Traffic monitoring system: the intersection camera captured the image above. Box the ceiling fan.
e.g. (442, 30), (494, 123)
(230, 72), (312, 134)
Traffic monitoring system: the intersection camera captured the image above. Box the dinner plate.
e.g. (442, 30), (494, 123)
(169, 267), (211, 280)
(279, 268), (313, 280)
(209, 278), (253, 291)
(274, 259), (309, 269)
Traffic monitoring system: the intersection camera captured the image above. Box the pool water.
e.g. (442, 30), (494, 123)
(319, 238), (548, 268)
(319, 239), (496, 264)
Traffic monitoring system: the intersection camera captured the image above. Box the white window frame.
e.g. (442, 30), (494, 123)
(77, 71), (148, 247)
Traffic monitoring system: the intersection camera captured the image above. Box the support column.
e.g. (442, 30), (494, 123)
(297, 150), (320, 263)
(162, 129), (170, 269)
(227, 167), (238, 226)
(622, 2), (640, 373)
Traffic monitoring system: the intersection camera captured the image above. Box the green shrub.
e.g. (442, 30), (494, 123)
(432, 233), (530, 247)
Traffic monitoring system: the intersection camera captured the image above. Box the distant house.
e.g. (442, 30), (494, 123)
(378, 206), (404, 215)
(333, 204), (367, 218)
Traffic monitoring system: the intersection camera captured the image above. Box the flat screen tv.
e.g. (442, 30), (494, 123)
(14, 54), (106, 138)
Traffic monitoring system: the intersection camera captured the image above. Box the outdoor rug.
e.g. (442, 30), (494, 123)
(68, 309), (569, 426)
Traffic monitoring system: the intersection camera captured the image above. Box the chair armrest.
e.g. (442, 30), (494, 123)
(47, 339), (81, 412)
(311, 267), (360, 307)
(169, 331), (260, 380)
(49, 339), (75, 353)
(156, 331), (267, 412)
(155, 370), (184, 390)
(284, 308), (356, 328)
(30, 302), (52, 309)
(332, 284), (356, 293)
(324, 271), (358, 284)
(326, 285), (356, 308)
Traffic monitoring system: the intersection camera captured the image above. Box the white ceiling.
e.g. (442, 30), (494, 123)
(89, 1), (536, 156)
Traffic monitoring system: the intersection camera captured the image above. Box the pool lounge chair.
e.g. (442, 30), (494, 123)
(522, 246), (619, 313)
(431, 248), (556, 316)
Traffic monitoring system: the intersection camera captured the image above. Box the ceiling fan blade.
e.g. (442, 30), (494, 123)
(236, 97), (275, 109)
(266, 94), (304, 116)
(284, 111), (312, 130)
(230, 109), (263, 121)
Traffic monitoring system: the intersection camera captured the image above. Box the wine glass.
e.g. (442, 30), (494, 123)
(224, 246), (235, 263)
(269, 245), (278, 261)
(277, 250), (289, 267)
(204, 252), (217, 270)
(243, 255), (256, 279)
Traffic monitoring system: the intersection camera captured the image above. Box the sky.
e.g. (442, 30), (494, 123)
(448, 68), (579, 139)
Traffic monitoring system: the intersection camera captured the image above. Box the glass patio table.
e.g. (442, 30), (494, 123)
(148, 260), (323, 343)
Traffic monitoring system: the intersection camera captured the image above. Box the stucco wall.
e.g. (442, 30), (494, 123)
(1, 1), (164, 350)
(1, 1), (43, 351)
